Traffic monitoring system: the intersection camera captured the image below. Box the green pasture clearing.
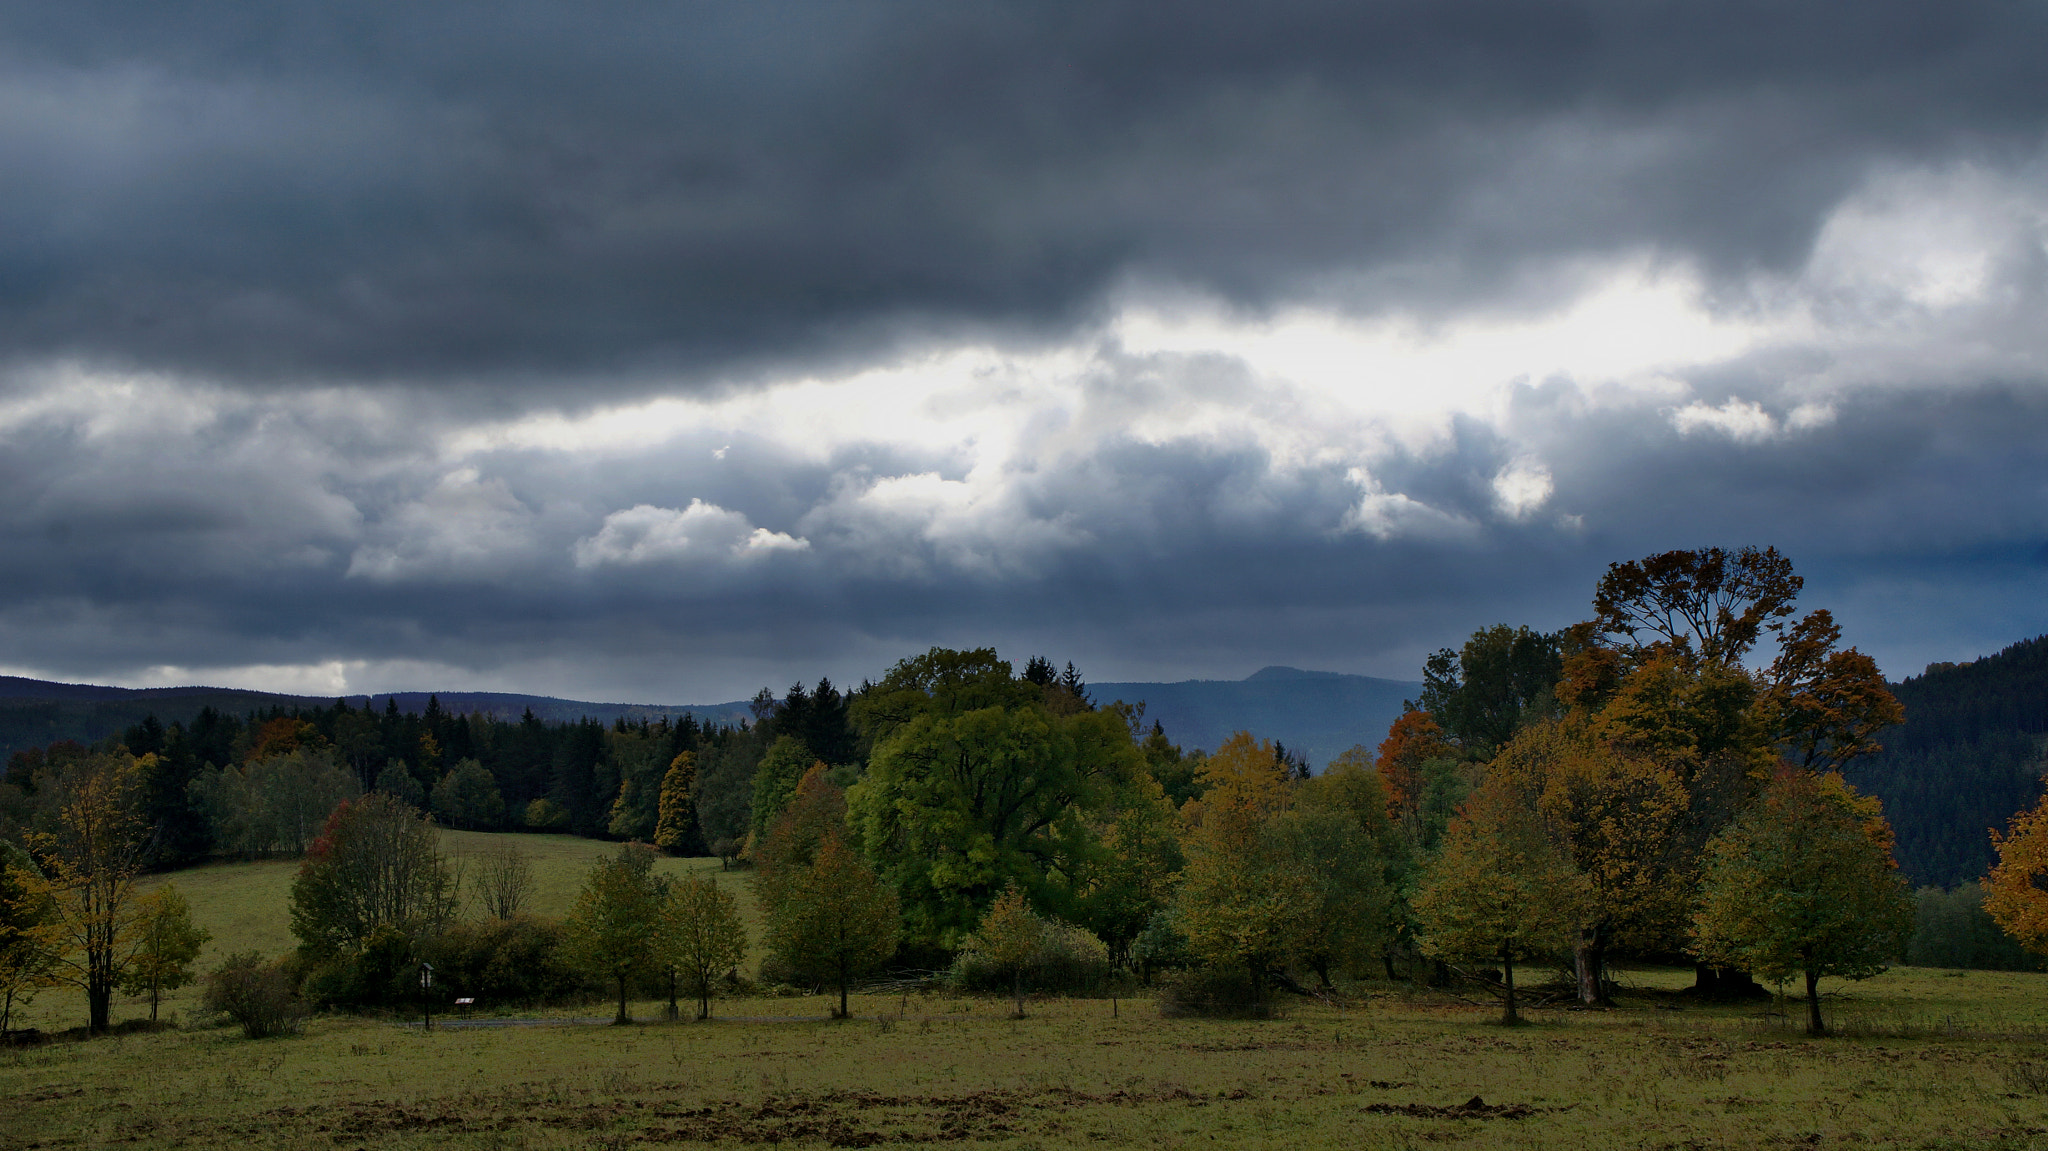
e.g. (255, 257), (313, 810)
(12, 832), (760, 1034)
(10, 976), (2048, 1149)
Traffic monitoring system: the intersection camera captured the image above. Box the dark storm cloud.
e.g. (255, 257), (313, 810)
(4, 0), (2047, 387)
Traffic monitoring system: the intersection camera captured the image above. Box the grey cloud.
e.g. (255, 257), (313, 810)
(3, 1), (2047, 388)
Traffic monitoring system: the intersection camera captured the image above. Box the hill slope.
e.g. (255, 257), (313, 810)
(1847, 636), (2048, 888)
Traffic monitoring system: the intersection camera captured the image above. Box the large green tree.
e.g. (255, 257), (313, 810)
(1415, 624), (1563, 759)
(848, 650), (1143, 948)
(1692, 770), (1913, 1036)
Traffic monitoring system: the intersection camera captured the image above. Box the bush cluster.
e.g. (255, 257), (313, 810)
(947, 919), (1124, 997)
(1156, 967), (1289, 1020)
(300, 918), (593, 1011)
(203, 952), (306, 1038)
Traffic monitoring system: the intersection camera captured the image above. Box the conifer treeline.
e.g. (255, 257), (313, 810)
(1, 678), (869, 870)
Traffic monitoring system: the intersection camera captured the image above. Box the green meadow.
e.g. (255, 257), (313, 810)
(10, 834), (2048, 1149)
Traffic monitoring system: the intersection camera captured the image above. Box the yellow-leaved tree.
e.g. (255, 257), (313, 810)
(1984, 792), (2048, 959)
(1413, 772), (1589, 1025)
(1491, 721), (1692, 1005)
(653, 752), (697, 855)
(120, 884), (210, 1022)
(1173, 732), (1316, 1013)
(972, 884), (1046, 1019)
(26, 752), (156, 1033)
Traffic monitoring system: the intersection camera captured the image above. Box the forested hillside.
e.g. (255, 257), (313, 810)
(1847, 636), (2048, 887)
(0, 676), (747, 762)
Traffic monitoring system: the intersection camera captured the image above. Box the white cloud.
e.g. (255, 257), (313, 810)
(1491, 459), (1554, 520)
(572, 500), (808, 568)
(1670, 399), (1778, 442)
(1339, 468), (1475, 541)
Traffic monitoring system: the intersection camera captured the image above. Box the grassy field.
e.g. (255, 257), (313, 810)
(11, 831), (759, 1034)
(10, 971), (2048, 1148)
(11, 839), (2048, 1148)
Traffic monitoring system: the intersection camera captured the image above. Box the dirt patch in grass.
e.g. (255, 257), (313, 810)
(1363, 1094), (1563, 1120)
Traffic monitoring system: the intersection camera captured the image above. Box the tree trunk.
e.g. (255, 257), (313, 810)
(88, 981), (112, 1034)
(1574, 928), (1600, 1006)
(1501, 951), (1520, 1026)
(698, 983), (710, 1021)
(1249, 958), (1265, 1016)
(615, 974), (629, 1025)
(1804, 968), (1826, 1037)
(1693, 963), (1768, 1000)
(1381, 948), (1399, 982)
(150, 979), (160, 1023)
(1012, 968), (1023, 1019)
(666, 967), (678, 1022)
(837, 954), (849, 1020)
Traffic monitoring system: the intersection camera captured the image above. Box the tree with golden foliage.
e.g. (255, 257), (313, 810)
(1984, 792), (2048, 958)
(1173, 733), (1318, 1010)
(653, 752), (697, 855)
(0, 841), (60, 1034)
(1692, 769), (1912, 1036)
(973, 884), (1046, 1018)
(1560, 546), (1903, 999)
(1491, 722), (1691, 1004)
(1412, 772), (1589, 1025)
(24, 752), (156, 1033)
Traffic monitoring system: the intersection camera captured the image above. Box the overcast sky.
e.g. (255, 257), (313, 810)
(2, 1), (2046, 704)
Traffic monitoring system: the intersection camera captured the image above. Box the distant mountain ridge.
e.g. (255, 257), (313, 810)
(0, 666), (1416, 768)
(0, 676), (753, 760)
(1092, 665), (1420, 768)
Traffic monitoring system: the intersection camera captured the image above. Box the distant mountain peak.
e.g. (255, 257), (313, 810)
(1244, 665), (1347, 682)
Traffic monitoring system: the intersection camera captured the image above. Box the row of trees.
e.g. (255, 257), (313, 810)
(18, 544), (2048, 1042)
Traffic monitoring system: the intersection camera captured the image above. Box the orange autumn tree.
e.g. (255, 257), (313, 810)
(1375, 711), (1454, 827)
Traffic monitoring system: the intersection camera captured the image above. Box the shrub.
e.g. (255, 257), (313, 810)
(1909, 883), (2046, 972)
(427, 917), (589, 1007)
(949, 919), (1121, 997)
(203, 952), (306, 1038)
(1157, 966), (1289, 1020)
(302, 918), (593, 1012)
(525, 798), (570, 830)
